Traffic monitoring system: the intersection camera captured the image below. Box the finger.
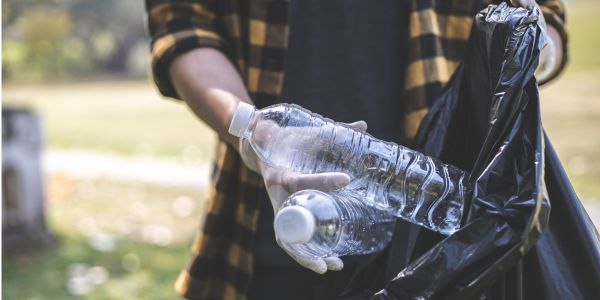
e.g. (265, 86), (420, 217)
(323, 257), (344, 271)
(277, 239), (328, 274)
(266, 185), (290, 212)
(299, 258), (328, 274)
(284, 172), (351, 193)
(345, 120), (368, 132)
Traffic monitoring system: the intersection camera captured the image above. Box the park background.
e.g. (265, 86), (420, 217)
(3, 0), (600, 298)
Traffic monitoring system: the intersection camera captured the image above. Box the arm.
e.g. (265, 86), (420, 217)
(170, 48), (369, 274)
(146, 1), (357, 273)
(170, 48), (251, 148)
(146, 0), (251, 148)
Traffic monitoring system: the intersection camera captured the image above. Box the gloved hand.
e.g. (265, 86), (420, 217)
(509, 0), (536, 10)
(239, 118), (368, 273)
(510, 0), (559, 82)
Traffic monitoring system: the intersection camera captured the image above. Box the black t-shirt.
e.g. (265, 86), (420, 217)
(254, 0), (409, 266)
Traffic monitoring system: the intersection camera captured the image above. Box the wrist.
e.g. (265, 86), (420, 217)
(536, 25), (563, 83)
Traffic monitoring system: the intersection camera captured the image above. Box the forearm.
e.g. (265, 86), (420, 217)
(169, 48), (252, 148)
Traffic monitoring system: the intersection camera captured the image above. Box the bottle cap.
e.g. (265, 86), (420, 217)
(228, 102), (255, 138)
(274, 206), (316, 244)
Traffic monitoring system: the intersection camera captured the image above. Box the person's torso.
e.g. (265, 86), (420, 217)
(278, 0), (409, 143)
(254, 0), (410, 268)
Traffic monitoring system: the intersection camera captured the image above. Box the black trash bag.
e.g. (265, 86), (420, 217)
(341, 3), (600, 299)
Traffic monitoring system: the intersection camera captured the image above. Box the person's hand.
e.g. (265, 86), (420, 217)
(509, 0), (536, 10)
(509, 0), (547, 30)
(238, 118), (368, 273)
(239, 119), (367, 211)
(535, 26), (558, 82)
(510, 0), (561, 82)
(276, 237), (344, 274)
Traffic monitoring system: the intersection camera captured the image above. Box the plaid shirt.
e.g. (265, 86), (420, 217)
(145, 0), (567, 299)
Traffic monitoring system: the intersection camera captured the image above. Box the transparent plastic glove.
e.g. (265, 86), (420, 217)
(238, 119), (368, 210)
(509, 0), (536, 9)
(510, 0), (557, 82)
(536, 34), (557, 82)
(276, 238), (345, 274)
(238, 118), (368, 273)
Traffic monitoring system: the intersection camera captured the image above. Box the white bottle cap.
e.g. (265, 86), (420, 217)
(228, 102), (255, 138)
(274, 206), (316, 244)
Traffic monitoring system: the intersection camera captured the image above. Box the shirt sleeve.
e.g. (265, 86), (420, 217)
(537, 0), (568, 82)
(145, 0), (228, 99)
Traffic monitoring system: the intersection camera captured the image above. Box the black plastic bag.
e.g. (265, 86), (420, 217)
(341, 3), (600, 299)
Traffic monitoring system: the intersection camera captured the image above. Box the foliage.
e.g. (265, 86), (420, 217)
(2, 0), (149, 82)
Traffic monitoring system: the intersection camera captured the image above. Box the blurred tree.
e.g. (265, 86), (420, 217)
(2, 0), (148, 81)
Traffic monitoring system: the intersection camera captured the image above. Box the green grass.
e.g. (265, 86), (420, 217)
(3, 177), (206, 299)
(540, 71), (600, 199)
(3, 80), (216, 160)
(536, 2), (600, 200)
(566, 2), (600, 73)
(3, 236), (190, 300)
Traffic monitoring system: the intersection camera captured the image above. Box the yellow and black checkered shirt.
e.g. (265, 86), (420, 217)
(145, 0), (567, 298)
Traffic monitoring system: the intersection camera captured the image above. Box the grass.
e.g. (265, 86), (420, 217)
(3, 235), (189, 300)
(540, 72), (600, 199)
(535, 0), (600, 201)
(2, 176), (206, 299)
(565, 1), (600, 73)
(3, 80), (216, 160)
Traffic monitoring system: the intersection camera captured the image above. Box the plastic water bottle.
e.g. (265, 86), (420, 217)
(229, 102), (469, 234)
(274, 189), (395, 258)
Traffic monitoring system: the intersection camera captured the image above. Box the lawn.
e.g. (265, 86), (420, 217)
(538, 1), (600, 198)
(3, 176), (206, 299)
(3, 80), (216, 160)
(2, 1), (600, 299)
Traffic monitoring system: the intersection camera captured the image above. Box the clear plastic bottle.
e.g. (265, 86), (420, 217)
(274, 189), (395, 258)
(229, 102), (469, 234)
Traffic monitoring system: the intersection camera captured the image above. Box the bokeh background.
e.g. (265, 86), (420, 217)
(2, 0), (599, 298)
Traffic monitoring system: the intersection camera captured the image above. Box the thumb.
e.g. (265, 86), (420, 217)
(277, 239), (328, 274)
(323, 257), (344, 271)
(301, 258), (328, 274)
(345, 120), (368, 132)
(285, 172), (351, 193)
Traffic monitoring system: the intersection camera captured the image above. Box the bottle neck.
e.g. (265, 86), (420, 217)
(228, 102), (256, 138)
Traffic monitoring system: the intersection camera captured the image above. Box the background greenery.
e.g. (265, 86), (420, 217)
(3, 0), (600, 299)
(2, 0), (147, 81)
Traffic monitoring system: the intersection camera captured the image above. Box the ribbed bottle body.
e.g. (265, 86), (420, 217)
(246, 104), (468, 234)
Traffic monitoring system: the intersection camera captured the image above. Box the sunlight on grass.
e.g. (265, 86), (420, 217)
(2, 176), (205, 299)
(566, 2), (600, 73)
(3, 80), (216, 159)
